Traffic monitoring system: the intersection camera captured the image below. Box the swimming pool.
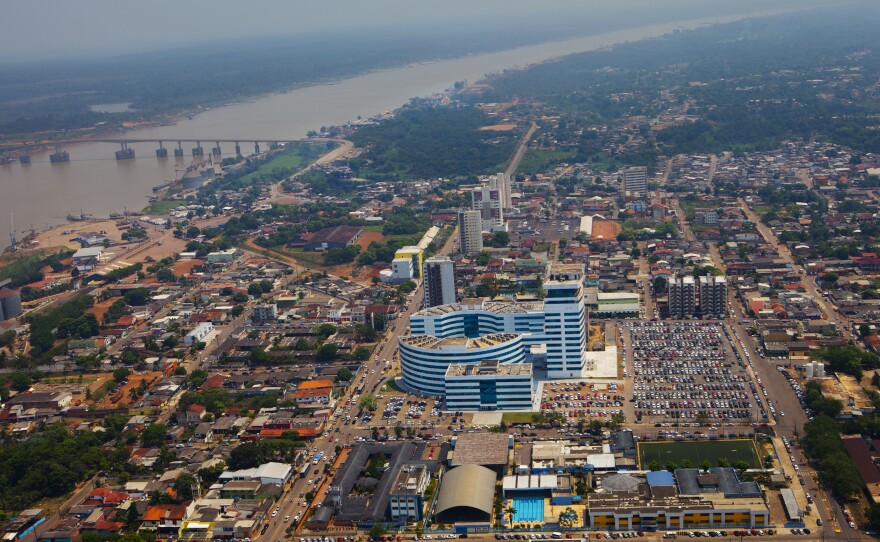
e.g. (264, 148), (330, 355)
(511, 496), (544, 523)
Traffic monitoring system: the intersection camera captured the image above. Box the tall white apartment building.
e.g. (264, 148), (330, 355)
(699, 275), (727, 318)
(622, 166), (648, 197)
(487, 172), (513, 210)
(668, 275), (696, 319)
(457, 210), (483, 254)
(470, 186), (506, 232)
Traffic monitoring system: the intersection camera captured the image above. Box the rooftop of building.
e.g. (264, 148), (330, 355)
(415, 298), (545, 317)
(400, 333), (521, 351)
(445, 360), (532, 377)
(390, 464), (428, 495)
(451, 433), (509, 467)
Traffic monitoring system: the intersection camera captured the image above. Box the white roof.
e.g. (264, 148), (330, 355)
(587, 453), (616, 469)
(502, 474), (557, 490)
(220, 461), (292, 482)
(73, 246), (105, 258)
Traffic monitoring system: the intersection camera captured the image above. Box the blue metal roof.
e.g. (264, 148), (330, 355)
(646, 470), (675, 486)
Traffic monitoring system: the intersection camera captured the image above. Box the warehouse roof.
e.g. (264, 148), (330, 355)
(451, 433), (510, 467)
(434, 465), (496, 518)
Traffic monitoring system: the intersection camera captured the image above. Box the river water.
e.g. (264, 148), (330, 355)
(0, 12), (771, 247)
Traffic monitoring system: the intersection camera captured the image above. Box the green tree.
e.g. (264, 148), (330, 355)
(174, 473), (197, 501)
(189, 369), (209, 387)
(316, 344), (338, 362)
(368, 524), (386, 539)
(504, 505), (517, 527)
(123, 288), (150, 306)
(112, 367), (131, 383)
(314, 323), (337, 338)
(156, 268), (175, 282)
(352, 346), (371, 361)
(359, 395), (378, 412)
(558, 507), (578, 528)
(335, 367), (353, 382)
(10, 373), (32, 392)
(250, 348), (270, 365)
(141, 423), (168, 447)
(398, 280), (416, 294)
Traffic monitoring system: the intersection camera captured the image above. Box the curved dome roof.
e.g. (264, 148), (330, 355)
(602, 473), (640, 492)
(435, 464), (496, 520)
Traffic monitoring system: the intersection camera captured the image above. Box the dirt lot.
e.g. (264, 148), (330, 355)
(479, 124), (518, 131)
(170, 258), (204, 276)
(590, 218), (622, 240)
(87, 296), (123, 322)
(30, 218), (131, 253)
(93, 371), (164, 408)
(354, 231), (384, 250)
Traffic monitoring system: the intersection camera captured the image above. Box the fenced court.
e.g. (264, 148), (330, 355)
(637, 439), (761, 469)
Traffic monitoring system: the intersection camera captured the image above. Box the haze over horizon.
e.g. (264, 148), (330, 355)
(1, 0), (842, 63)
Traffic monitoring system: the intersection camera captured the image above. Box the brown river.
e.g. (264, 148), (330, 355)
(0, 12), (779, 247)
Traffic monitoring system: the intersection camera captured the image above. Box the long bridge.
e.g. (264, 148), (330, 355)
(3, 137), (309, 164)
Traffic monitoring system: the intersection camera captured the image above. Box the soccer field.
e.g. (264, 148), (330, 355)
(637, 439), (761, 469)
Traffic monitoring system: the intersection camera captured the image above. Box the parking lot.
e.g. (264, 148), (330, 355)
(540, 381), (624, 420)
(508, 217), (581, 244)
(623, 321), (760, 425)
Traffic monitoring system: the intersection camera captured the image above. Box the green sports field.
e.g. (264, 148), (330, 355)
(637, 439), (761, 469)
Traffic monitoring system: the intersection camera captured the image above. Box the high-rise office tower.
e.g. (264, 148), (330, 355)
(424, 256), (456, 308)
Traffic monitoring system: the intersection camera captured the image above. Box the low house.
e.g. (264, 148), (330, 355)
(178, 404), (207, 426)
(293, 379), (334, 408)
(141, 504), (190, 534)
(76, 232), (107, 247)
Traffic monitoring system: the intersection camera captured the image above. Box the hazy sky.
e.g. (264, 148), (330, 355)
(1, 0), (838, 62)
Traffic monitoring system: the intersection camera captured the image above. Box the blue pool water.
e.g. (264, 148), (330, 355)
(511, 496), (544, 522)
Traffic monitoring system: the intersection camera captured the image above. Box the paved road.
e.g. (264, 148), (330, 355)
(268, 139), (355, 204)
(259, 228), (459, 542)
(737, 198), (852, 342)
(505, 122), (538, 178)
(726, 318), (860, 539)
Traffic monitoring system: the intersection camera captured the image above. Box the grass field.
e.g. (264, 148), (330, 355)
(143, 199), (184, 214)
(502, 412), (536, 424)
(240, 142), (335, 185)
(517, 148), (577, 176)
(637, 439), (761, 469)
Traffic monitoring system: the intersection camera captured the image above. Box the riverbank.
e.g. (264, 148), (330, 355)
(0, 7), (815, 251)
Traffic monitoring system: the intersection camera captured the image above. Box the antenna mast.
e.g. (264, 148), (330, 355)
(9, 214), (15, 253)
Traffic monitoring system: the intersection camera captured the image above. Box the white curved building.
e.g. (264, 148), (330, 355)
(399, 333), (525, 396)
(399, 264), (593, 398)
